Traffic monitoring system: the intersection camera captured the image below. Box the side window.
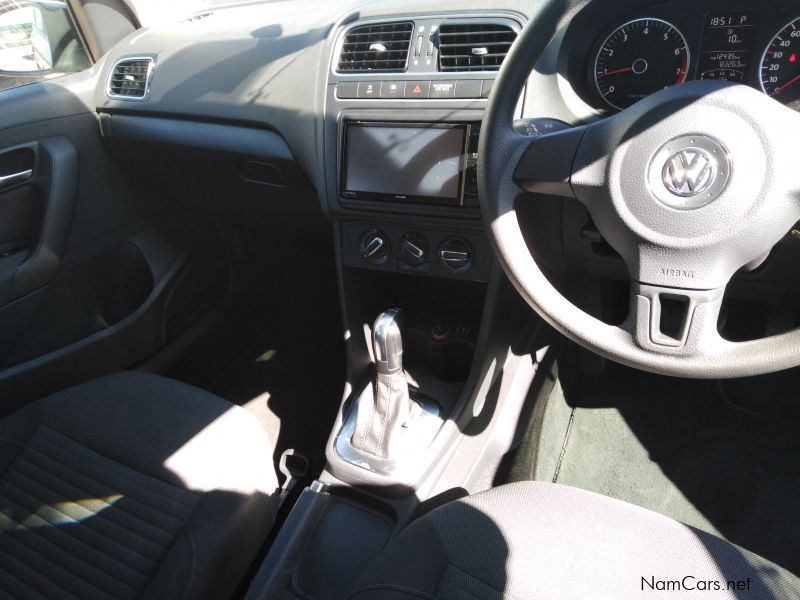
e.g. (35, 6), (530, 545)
(0, 1), (92, 92)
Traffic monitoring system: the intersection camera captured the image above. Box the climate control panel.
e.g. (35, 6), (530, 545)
(343, 223), (490, 282)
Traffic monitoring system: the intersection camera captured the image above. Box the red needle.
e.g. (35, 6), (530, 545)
(601, 67), (633, 77)
(773, 72), (800, 95)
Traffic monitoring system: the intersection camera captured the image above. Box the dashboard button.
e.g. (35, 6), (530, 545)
(455, 80), (483, 99)
(481, 79), (494, 99)
(430, 81), (456, 98)
(381, 81), (405, 98)
(357, 82), (380, 99)
(405, 81), (430, 99)
(337, 82), (358, 99)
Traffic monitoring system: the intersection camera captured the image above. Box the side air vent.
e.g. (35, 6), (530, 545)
(338, 22), (413, 72)
(438, 23), (517, 72)
(107, 57), (154, 100)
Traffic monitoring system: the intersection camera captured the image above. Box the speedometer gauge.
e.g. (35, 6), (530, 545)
(594, 18), (690, 110)
(760, 18), (800, 108)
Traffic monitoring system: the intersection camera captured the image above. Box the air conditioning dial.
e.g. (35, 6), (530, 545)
(400, 232), (428, 264)
(439, 236), (473, 273)
(359, 229), (390, 264)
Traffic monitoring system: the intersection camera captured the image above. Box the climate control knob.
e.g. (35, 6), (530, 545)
(439, 236), (473, 273)
(400, 232), (428, 264)
(359, 229), (390, 264)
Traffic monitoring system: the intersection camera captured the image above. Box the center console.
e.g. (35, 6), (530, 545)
(246, 11), (547, 599)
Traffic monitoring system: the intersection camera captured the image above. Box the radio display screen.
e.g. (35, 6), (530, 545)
(342, 122), (468, 205)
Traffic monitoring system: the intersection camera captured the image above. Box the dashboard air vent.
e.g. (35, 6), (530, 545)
(438, 23), (517, 72)
(182, 12), (214, 23)
(338, 22), (413, 72)
(107, 57), (154, 100)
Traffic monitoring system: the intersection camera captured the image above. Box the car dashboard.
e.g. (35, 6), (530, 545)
(92, 0), (800, 297)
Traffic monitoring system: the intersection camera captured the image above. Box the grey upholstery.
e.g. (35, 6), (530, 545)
(348, 482), (800, 599)
(0, 372), (279, 599)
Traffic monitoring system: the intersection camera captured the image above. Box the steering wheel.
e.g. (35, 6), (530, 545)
(479, 1), (800, 379)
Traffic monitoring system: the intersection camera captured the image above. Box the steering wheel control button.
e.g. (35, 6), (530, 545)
(439, 236), (474, 273)
(647, 135), (731, 210)
(400, 232), (428, 264)
(359, 229), (390, 265)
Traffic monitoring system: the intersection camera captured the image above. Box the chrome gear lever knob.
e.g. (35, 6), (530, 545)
(372, 309), (404, 375)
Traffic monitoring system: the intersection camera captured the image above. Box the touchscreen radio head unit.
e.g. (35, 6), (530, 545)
(341, 122), (472, 206)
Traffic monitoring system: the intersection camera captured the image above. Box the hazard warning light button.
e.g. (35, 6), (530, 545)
(404, 81), (431, 99)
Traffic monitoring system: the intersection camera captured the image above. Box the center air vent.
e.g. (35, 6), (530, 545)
(107, 57), (154, 100)
(438, 23), (517, 72)
(338, 22), (413, 72)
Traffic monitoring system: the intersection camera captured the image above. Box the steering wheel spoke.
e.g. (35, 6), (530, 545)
(513, 124), (588, 200)
(626, 283), (726, 357)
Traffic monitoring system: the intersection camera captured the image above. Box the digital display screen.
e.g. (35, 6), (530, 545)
(699, 12), (759, 82)
(342, 123), (467, 205)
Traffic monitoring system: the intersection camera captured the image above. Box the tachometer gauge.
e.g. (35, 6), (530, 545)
(760, 18), (800, 107)
(594, 18), (690, 110)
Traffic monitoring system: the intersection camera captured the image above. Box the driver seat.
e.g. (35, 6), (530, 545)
(348, 482), (800, 599)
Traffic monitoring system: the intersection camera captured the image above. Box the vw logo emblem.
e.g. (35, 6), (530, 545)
(662, 149), (716, 197)
(648, 135), (731, 210)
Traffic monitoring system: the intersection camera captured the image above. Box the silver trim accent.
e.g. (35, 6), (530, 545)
(648, 135), (731, 210)
(662, 149), (716, 197)
(373, 309), (404, 375)
(0, 169), (33, 192)
(593, 18), (690, 111)
(106, 56), (155, 102)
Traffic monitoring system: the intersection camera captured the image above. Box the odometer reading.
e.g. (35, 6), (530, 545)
(699, 12), (758, 82)
(594, 18), (690, 110)
(761, 18), (800, 108)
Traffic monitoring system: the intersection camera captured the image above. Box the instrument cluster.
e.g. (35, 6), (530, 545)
(584, 4), (800, 111)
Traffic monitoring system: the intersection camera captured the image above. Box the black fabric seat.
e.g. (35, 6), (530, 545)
(348, 482), (800, 600)
(0, 372), (279, 599)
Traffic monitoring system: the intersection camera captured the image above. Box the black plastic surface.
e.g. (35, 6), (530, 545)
(294, 499), (393, 598)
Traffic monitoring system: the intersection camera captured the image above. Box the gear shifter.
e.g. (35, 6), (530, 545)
(351, 309), (412, 459)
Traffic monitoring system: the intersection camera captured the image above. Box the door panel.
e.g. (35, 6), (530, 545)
(0, 71), (224, 413)
(0, 138), (78, 306)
